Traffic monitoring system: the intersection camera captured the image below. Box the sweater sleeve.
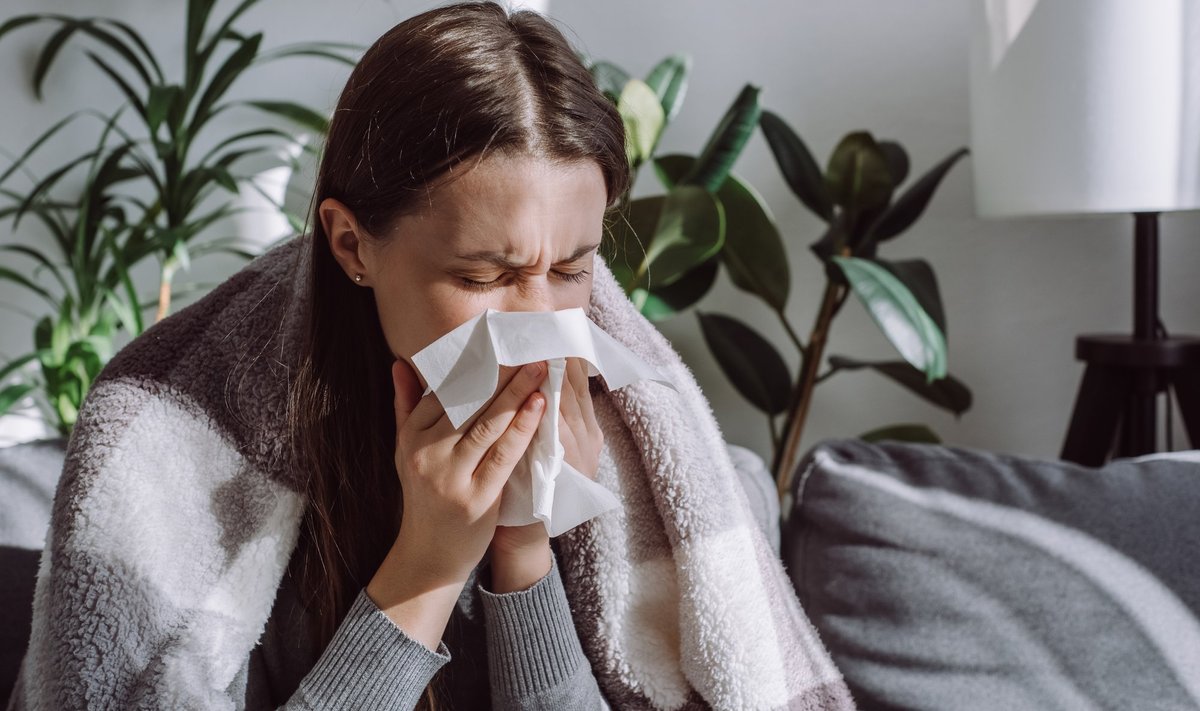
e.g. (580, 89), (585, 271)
(280, 587), (452, 710)
(476, 551), (610, 710)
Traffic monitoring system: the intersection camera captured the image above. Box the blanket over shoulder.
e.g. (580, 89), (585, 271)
(8, 235), (854, 710)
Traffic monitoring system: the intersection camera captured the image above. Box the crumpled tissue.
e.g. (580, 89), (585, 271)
(410, 307), (676, 536)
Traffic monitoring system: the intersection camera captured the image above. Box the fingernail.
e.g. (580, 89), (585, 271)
(526, 361), (545, 377)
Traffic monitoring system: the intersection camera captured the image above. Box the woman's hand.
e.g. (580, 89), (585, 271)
(384, 357), (550, 588)
(365, 357), (549, 651)
(489, 356), (603, 592)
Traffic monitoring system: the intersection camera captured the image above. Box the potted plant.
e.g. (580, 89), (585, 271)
(587, 54), (972, 501)
(0, 0), (360, 435)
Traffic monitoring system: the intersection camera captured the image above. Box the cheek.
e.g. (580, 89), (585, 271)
(376, 280), (492, 358)
(558, 274), (594, 312)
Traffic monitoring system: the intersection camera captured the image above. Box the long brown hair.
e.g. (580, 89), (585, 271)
(285, 2), (629, 707)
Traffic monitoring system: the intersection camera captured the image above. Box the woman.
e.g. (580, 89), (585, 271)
(9, 2), (854, 710)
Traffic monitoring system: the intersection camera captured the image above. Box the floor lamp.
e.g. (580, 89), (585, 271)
(968, 0), (1200, 466)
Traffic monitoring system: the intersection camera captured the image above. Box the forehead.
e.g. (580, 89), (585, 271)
(405, 154), (607, 250)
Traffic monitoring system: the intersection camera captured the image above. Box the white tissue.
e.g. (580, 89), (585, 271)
(410, 307), (676, 536)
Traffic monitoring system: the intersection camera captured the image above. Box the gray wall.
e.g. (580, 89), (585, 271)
(2, 0), (1197, 462)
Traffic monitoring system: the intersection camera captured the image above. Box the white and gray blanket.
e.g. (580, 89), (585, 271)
(8, 235), (854, 710)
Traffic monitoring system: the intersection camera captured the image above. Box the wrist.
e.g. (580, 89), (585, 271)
(487, 539), (552, 594)
(366, 540), (465, 652)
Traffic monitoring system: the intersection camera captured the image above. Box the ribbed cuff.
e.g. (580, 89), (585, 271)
(294, 587), (451, 709)
(476, 552), (590, 700)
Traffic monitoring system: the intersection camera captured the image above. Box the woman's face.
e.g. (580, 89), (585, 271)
(321, 153), (609, 389)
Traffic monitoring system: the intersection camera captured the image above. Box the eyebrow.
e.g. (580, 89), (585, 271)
(453, 241), (601, 268)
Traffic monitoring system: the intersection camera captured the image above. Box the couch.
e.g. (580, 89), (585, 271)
(783, 438), (1200, 710)
(5, 435), (1197, 709)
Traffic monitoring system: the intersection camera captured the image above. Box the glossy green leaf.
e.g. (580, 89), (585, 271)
(198, 0), (261, 63)
(644, 53), (690, 122)
(84, 51), (148, 120)
(0, 15), (42, 43)
(603, 196), (662, 290)
(825, 131), (893, 213)
(0, 266), (58, 309)
(186, 0), (218, 63)
(827, 355), (971, 415)
(0, 383), (37, 418)
(877, 140), (910, 186)
(867, 147), (968, 243)
(635, 256), (718, 321)
(100, 18), (164, 83)
(54, 391), (78, 432)
(0, 110), (90, 187)
(242, 100), (329, 134)
(74, 19), (156, 88)
(146, 84), (181, 137)
(31, 20), (82, 100)
(254, 41), (361, 66)
(831, 256), (946, 381)
(0, 245), (69, 295)
(640, 185), (724, 288)
(196, 127), (300, 167)
(860, 423), (941, 444)
(697, 311), (791, 415)
(680, 84), (761, 193)
(758, 109), (833, 221)
(873, 258), (947, 335)
(590, 60), (631, 101)
(655, 153), (789, 310)
(617, 79), (665, 167)
(192, 32), (263, 129)
(0, 353), (38, 385)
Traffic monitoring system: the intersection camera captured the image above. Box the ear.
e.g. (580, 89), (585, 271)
(319, 197), (372, 285)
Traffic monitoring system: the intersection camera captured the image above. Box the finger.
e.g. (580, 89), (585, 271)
(453, 361), (547, 461)
(564, 358), (597, 435)
(411, 362), (524, 434)
(392, 359), (423, 432)
(475, 388), (546, 494)
(403, 358), (450, 432)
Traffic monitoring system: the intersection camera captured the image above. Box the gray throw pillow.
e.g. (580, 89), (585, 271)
(783, 438), (1200, 711)
(0, 438), (66, 706)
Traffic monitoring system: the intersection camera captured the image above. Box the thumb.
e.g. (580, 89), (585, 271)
(392, 358), (422, 432)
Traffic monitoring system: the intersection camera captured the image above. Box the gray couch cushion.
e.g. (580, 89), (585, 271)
(0, 438), (66, 707)
(783, 438), (1200, 711)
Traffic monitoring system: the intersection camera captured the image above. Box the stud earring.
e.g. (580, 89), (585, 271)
(354, 273), (363, 283)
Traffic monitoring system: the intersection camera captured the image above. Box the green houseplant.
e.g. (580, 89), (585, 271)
(586, 54), (972, 500)
(0, 109), (146, 435)
(0, 0), (359, 434)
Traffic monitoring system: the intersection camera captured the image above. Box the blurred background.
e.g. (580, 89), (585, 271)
(2, 0), (1197, 464)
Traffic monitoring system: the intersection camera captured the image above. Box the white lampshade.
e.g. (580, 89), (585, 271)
(969, 0), (1200, 218)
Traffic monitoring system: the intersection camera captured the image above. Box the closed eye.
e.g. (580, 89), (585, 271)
(458, 269), (590, 291)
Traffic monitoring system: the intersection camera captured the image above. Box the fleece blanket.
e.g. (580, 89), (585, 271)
(8, 234), (854, 710)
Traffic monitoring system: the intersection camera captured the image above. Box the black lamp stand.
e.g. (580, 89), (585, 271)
(1060, 212), (1200, 466)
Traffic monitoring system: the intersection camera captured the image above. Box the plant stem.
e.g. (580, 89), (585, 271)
(156, 274), (171, 323)
(155, 261), (176, 323)
(831, 286), (851, 319)
(772, 278), (845, 500)
(813, 368), (837, 385)
(775, 307), (807, 357)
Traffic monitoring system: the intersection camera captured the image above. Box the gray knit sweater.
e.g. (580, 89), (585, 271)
(243, 532), (605, 710)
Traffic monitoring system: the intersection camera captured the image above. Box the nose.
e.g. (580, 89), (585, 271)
(499, 280), (555, 313)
